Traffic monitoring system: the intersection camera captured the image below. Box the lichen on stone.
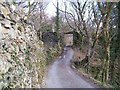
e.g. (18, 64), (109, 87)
(0, 2), (46, 89)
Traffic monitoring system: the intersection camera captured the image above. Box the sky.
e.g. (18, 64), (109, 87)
(45, 0), (81, 17)
(46, 0), (57, 17)
(45, 0), (119, 17)
(45, 0), (93, 18)
(46, 0), (67, 17)
(11, 0), (99, 18)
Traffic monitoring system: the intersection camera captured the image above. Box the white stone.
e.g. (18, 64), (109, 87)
(11, 4), (16, 12)
(9, 28), (17, 39)
(1, 27), (9, 34)
(4, 20), (11, 28)
(0, 6), (10, 17)
(0, 0), (5, 3)
(0, 24), (2, 40)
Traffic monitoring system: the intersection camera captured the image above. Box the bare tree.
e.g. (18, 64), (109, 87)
(97, 2), (115, 83)
(62, 1), (103, 69)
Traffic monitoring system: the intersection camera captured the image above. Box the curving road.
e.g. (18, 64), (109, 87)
(45, 47), (99, 88)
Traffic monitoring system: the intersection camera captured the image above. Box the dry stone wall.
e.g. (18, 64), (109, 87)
(0, 2), (46, 88)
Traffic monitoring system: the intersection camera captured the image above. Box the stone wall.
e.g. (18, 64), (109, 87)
(0, 2), (46, 88)
(64, 34), (73, 46)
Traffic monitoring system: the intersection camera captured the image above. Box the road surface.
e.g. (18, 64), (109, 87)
(45, 47), (99, 88)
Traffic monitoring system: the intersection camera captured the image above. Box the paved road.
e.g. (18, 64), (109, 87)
(45, 47), (99, 88)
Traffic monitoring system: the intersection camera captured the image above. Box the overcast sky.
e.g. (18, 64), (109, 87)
(45, 0), (89, 18)
(46, 0), (57, 17)
(46, 0), (67, 17)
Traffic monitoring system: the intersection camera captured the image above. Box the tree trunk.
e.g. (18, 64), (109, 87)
(86, 36), (93, 73)
(105, 43), (110, 82)
(101, 32), (110, 83)
(56, 0), (59, 35)
(101, 16), (110, 83)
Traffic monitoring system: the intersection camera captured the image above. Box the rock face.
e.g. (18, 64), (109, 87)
(0, 3), (46, 88)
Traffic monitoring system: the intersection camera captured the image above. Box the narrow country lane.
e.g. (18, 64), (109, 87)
(45, 47), (99, 88)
